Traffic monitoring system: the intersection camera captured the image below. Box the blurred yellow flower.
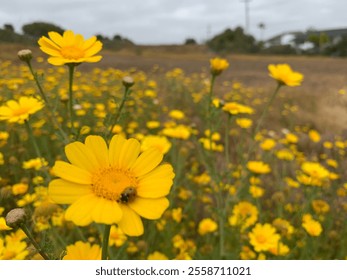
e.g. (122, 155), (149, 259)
(210, 57), (229, 76)
(0, 217), (12, 231)
(63, 241), (101, 260)
(247, 161), (271, 174)
(38, 30), (102, 66)
(260, 138), (276, 151)
(0, 238), (29, 260)
(12, 183), (29, 195)
(222, 102), (254, 115)
(308, 129), (321, 142)
(269, 242), (290, 256)
(48, 134), (174, 236)
(236, 118), (253, 129)
(249, 185), (265, 198)
(169, 110), (185, 120)
(312, 200), (330, 214)
(141, 135), (171, 154)
(162, 125), (191, 140)
(22, 157), (48, 170)
(229, 201), (258, 230)
(302, 216), (323, 237)
(249, 223), (281, 252)
(198, 218), (218, 235)
(268, 64), (303, 87)
(147, 251), (169, 260)
(109, 225), (127, 247)
(0, 96), (44, 124)
(301, 162), (329, 180)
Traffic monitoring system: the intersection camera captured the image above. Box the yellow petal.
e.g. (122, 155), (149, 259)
(131, 147), (163, 177)
(83, 56), (103, 63)
(129, 197), (169, 219)
(119, 138), (141, 169)
(65, 141), (100, 172)
(48, 179), (92, 204)
(82, 36), (97, 50)
(84, 41), (103, 57)
(84, 135), (109, 167)
(47, 57), (66, 66)
(137, 164), (174, 198)
(65, 194), (97, 226)
(38, 36), (61, 52)
(91, 198), (122, 224)
(109, 134), (126, 167)
(48, 31), (63, 46)
(117, 205), (143, 236)
(53, 161), (92, 184)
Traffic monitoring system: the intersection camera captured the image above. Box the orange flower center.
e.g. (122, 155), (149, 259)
(255, 234), (267, 244)
(12, 107), (30, 117)
(60, 46), (85, 60)
(91, 167), (138, 202)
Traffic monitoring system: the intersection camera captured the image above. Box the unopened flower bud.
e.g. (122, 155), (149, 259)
(6, 208), (27, 228)
(122, 76), (135, 88)
(18, 49), (33, 63)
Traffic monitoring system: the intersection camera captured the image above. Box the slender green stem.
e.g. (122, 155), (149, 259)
(207, 75), (216, 152)
(225, 114), (231, 168)
(108, 86), (131, 139)
(102, 224), (111, 260)
(20, 223), (50, 260)
(24, 120), (42, 159)
(25, 60), (70, 144)
(68, 64), (76, 134)
(246, 84), (282, 160)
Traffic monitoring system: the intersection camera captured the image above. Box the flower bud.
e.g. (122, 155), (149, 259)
(6, 208), (27, 228)
(18, 49), (33, 63)
(122, 76), (135, 88)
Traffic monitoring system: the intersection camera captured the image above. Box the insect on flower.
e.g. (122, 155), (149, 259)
(118, 187), (137, 204)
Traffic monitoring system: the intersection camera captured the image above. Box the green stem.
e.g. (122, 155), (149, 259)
(102, 224), (111, 260)
(20, 223), (50, 260)
(225, 114), (231, 168)
(207, 75), (216, 152)
(24, 120), (42, 159)
(68, 64), (76, 134)
(108, 86), (131, 139)
(26, 61), (69, 144)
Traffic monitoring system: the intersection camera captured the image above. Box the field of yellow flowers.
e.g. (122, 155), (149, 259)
(0, 30), (346, 260)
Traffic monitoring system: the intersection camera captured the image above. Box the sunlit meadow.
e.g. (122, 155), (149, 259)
(0, 30), (346, 260)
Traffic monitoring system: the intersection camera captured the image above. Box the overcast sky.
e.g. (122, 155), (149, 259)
(1, 0), (346, 44)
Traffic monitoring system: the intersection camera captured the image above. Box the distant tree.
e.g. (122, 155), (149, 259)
(4, 24), (14, 32)
(184, 38), (197, 45)
(113, 34), (122, 41)
(207, 27), (259, 54)
(324, 36), (347, 57)
(22, 22), (64, 38)
(308, 32), (329, 53)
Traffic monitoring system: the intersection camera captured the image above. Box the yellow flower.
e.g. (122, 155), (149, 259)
(0, 238), (29, 260)
(249, 185), (265, 198)
(268, 64), (303, 87)
(272, 218), (294, 237)
(312, 200), (330, 214)
(285, 132), (298, 143)
(171, 207), (183, 223)
(260, 138), (276, 151)
(198, 218), (218, 235)
(141, 135), (171, 154)
(229, 201), (258, 230)
(247, 161), (271, 174)
(301, 162), (329, 180)
(22, 157), (48, 170)
(222, 102), (254, 115)
(0, 217), (12, 231)
(269, 242), (290, 256)
(302, 216), (323, 237)
(48, 134), (174, 236)
(147, 251), (169, 260)
(308, 129), (321, 142)
(146, 121), (160, 129)
(38, 30), (102, 66)
(161, 125), (191, 140)
(63, 241), (101, 260)
(248, 223), (281, 252)
(236, 118), (253, 129)
(109, 225), (127, 247)
(275, 149), (294, 161)
(0, 96), (44, 124)
(169, 110), (185, 120)
(210, 57), (229, 76)
(12, 183), (29, 195)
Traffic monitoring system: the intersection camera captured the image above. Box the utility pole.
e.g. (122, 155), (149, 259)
(240, 0), (252, 33)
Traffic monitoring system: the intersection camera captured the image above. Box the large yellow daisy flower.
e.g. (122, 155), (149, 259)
(38, 30), (102, 66)
(48, 134), (174, 236)
(0, 96), (44, 124)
